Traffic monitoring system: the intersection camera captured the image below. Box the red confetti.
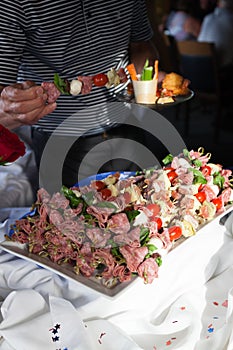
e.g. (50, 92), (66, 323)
(213, 301), (219, 306)
(208, 323), (213, 328)
(222, 300), (228, 308)
(180, 306), (186, 310)
(171, 337), (177, 340)
(166, 340), (172, 346)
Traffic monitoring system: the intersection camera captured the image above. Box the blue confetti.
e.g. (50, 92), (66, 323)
(208, 327), (214, 333)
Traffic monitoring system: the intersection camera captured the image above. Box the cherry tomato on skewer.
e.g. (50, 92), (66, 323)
(194, 191), (207, 203)
(93, 73), (108, 87)
(201, 165), (211, 177)
(150, 217), (163, 230)
(211, 197), (223, 211)
(91, 180), (106, 191)
(167, 170), (178, 183)
(168, 226), (182, 241)
(100, 188), (112, 200)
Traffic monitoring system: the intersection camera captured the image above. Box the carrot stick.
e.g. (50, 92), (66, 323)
(154, 60), (159, 80)
(126, 63), (138, 81)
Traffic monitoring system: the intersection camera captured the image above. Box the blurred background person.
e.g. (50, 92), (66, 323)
(0, 0), (159, 191)
(198, 0), (217, 20)
(198, 0), (233, 88)
(160, 0), (201, 41)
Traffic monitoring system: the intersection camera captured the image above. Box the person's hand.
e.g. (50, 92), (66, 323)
(0, 81), (57, 130)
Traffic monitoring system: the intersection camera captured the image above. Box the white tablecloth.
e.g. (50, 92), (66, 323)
(0, 208), (233, 350)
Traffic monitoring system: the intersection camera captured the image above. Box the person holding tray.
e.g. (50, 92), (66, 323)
(0, 0), (160, 191)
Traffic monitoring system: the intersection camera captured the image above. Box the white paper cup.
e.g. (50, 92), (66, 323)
(132, 79), (158, 104)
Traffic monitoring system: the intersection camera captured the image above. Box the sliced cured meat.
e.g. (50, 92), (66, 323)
(113, 226), (141, 247)
(108, 213), (130, 234)
(137, 257), (159, 284)
(41, 82), (61, 103)
(77, 76), (93, 95)
(117, 67), (128, 83)
(119, 245), (148, 272)
(113, 264), (132, 282)
(49, 209), (64, 226)
(93, 249), (116, 278)
(86, 205), (116, 227)
(203, 184), (219, 201)
(218, 187), (232, 204)
(86, 227), (111, 248)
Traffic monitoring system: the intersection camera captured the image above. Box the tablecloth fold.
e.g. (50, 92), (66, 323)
(0, 290), (141, 350)
(0, 210), (233, 349)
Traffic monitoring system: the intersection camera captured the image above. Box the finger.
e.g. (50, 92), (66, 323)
(22, 81), (37, 89)
(1, 84), (45, 102)
(16, 102), (57, 125)
(4, 94), (48, 114)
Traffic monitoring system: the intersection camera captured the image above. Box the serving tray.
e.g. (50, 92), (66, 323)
(1, 171), (232, 299)
(115, 89), (194, 110)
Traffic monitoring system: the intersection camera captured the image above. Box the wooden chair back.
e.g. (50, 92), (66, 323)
(176, 40), (220, 95)
(175, 40), (231, 140)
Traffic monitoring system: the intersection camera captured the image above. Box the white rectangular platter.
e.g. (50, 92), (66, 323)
(1, 204), (232, 299)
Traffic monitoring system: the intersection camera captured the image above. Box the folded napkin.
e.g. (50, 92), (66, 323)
(0, 289), (141, 350)
(0, 163), (34, 208)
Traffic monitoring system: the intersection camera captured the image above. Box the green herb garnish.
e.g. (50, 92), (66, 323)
(61, 186), (83, 208)
(125, 209), (140, 223)
(162, 153), (174, 165)
(156, 256), (162, 267)
(140, 227), (150, 245)
(54, 73), (70, 95)
(95, 201), (118, 211)
(189, 168), (207, 184)
(213, 172), (225, 189)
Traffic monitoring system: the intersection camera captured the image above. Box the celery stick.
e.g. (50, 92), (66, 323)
(142, 67), (153, 81)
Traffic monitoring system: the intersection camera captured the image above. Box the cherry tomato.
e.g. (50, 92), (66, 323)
(211, 197), (222, 211)
(93, 73), (108, 87)
(168, 226), (182, 241)
(100, 188), (112, 200)
(150, 216), (163, 230)
(167, 170), (178, 183)
(194, 191), (206, 203)
(201, 165), (211, 176)
(91, 180), (106, 191)
(146, 203), (161, 217)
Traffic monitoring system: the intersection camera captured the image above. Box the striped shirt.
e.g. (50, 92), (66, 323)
(0, 0), (153, 135)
